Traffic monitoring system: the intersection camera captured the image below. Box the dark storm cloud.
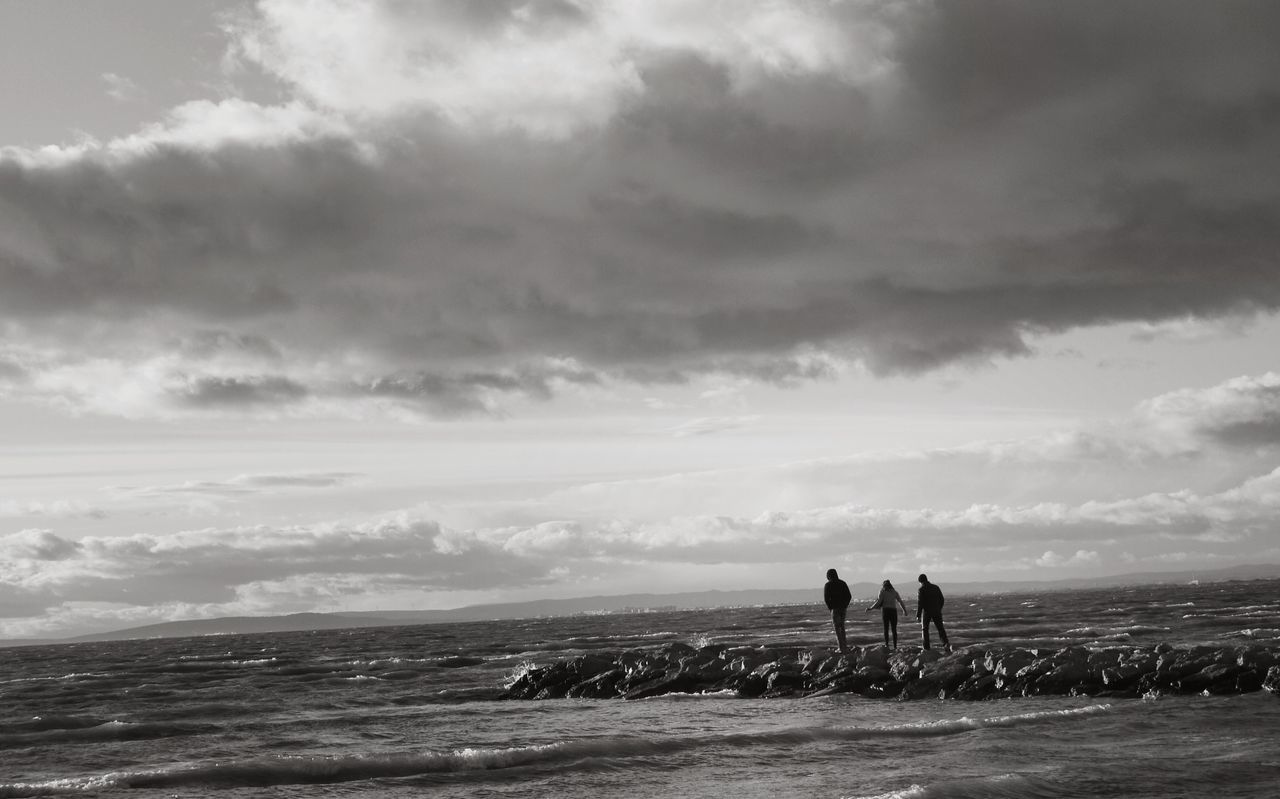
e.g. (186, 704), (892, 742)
(2, 0), (1280, 416)
(173, 375), (309, 408)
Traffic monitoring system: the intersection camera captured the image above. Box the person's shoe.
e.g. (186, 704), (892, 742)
(944, 644), (953, 653)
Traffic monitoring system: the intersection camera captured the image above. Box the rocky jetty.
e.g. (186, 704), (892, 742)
(501, 642), (1280, 701)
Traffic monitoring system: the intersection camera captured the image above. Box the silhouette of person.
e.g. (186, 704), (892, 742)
(824, 568), (852, 654)
(866, 579), (909, 650)
(916, 573), (951, 652)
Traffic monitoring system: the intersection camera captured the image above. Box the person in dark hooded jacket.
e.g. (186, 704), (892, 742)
(824, 568), (852, 654)
(916, 573), (951, 652)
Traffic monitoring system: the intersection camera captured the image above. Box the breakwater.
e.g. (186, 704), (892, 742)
(500, 641), (1280, 701)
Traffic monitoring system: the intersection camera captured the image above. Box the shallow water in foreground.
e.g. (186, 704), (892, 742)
(2, 580), (1278, 797)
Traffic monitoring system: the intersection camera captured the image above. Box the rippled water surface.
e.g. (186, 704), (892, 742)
(2, 579), (1278, 797)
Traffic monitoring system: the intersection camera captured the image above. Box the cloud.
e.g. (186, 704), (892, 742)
(1, 529), (83, 561)
(111, 471), (363, 499)
(666, 415), (760, 438)
(0, 500), (107, 519)
(1140, 372), (1280, 447)
(6, 462), (1278, 632)
(1, 0), (1280, 420)
(101, 72), (142, 103)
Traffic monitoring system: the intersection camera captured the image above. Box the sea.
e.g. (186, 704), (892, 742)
(2, 579), (1278, 798)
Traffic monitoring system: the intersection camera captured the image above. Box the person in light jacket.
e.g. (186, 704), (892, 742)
(866, 579), (909, 649)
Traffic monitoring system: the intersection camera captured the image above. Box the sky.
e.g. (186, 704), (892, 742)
(2, 0), (1280, 639)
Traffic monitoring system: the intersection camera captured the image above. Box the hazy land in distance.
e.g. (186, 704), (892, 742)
(3, 563), (1277, 647)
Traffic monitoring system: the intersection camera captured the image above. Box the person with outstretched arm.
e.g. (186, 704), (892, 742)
(866, 579), (909, 650)
(916, 573), (952, 652)
(824, 568), (852, 654)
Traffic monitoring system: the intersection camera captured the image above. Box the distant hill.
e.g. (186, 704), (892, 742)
(3, 563), (1276, 647)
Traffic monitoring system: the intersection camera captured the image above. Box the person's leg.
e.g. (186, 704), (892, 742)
(832, 607), (849, 653)
(934, 611), (950, 650)
(881, 611), (890, 648)
(921, 612), (932, 649)
(889, 612), (898, 649)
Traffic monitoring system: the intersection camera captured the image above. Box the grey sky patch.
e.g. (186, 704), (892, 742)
(0, 358), (26, 382)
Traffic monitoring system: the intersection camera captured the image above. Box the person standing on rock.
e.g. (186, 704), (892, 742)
(916, 573), (952, 652)
(824, 568), (853, 654)
(866, 579), (909, 650)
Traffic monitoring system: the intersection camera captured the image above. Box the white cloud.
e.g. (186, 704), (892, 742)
(5, 461), (1278, 636)
(101, 72), (142, 103)
(228, 0), (897, 136)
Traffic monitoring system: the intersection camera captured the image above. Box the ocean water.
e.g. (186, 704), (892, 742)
(2, 580), (1278, 798)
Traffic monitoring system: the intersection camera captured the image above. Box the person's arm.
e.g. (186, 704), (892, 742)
(916, 589), (923, 620)
(897, 594), (908, 614)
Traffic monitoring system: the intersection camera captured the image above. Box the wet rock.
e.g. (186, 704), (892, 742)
(904, 655), (972, 700)
(736, 672), (768, 698)
(623, 669), (701, 700)
(499, 642), (1279, 703)
(991, 650), (1036, 685)
(1261, 665), (1280, 696)
(566, 668), (624, 698)
(858, 645), (892, 672)
(864, 680), (904, 699)
(953, 674), (997, 700)
(1235, 670), (1264, 694)
(1237, 647), (1279, 672)
(657, 642), (698, 659)
(1032, 658), (1094, 696)
(1100, 664), (1144, 691)
(1177, 664), (1244, 695)
(765, 669), (807, 696)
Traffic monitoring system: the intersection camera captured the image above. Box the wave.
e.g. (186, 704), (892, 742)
(845, 773), (1064, 799)
(0, 720), (216, 750)
(0, 706), (1109, 795)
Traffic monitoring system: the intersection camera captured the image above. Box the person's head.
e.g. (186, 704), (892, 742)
(918, 573), (929, 584)
(826, 568), (838, 581)
(882, 579), (893, 590)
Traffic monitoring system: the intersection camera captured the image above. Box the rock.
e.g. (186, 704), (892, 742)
(864, 680), (903, 699)
(903, 657), (971, 700)
(1260, 665), (1280, 696)
(566, 669), (624, 698)
(858, 646), (891, 672)
(1101, 664), (1144, 691)
(1031, 660), (1094, 696)
(736, 673), (768, 698)
(500, 641), (1277, 703)
(657, 642), (698, 660)
(992, 650), (1036, 680)
(1237, 647), (1280, 672)
(1177, 664), (1243, 695)
(765, 670), (807, 696)
(1235, 670), (1264, 694)
(953, 674), (997, 700)
(531, 662), (580, 699)
(623, 669), (701, 700)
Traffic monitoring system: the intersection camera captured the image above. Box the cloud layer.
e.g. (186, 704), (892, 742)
(2, 1), (1280, 418)
(5, 370), (1280, 637)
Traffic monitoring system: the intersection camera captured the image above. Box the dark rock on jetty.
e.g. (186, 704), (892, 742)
(501, 642), (1280, 701)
